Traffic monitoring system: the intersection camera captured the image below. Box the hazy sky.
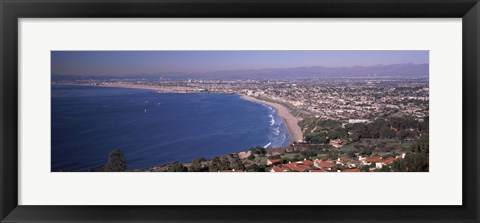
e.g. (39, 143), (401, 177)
(51, 51), (429, 76)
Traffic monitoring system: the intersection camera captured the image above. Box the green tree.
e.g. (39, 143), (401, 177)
(246, 164), (266, 172)
(391, 135), (429, 172)
(378, 165), (391, 172)
(403, 134), (429, 171)
(347, 150), (356, 158)
(190, 158), (205, 172)
(167, 162), (188, 172)
(395, 130), (405, 140)
(327, 151), (338, 160)
(104, 149), (127, 172)
(209, 156), (223, 172)
(249, 146), (267, 156)
(229, 156), (245, 171)
(220, 157), (232, 170)
(391, 160), (405, 172)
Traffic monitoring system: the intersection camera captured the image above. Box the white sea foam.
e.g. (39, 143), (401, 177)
(264, 142), (272, 148)
(269, 114), (275, 126)
(273, 127), (280, 135)
(279, 134), (287, 147)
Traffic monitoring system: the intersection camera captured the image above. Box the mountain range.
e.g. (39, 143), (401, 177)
(53, 63), (429, 80)
(185, 63), (429, 80)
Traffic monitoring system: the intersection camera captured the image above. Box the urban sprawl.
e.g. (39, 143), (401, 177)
(56, 77), (429, 172)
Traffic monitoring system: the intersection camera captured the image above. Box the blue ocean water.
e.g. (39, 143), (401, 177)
(51, 85), (290, 171)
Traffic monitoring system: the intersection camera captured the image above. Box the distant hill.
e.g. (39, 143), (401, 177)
(187, 63), (429, 80)
(52, 63), (429, 80)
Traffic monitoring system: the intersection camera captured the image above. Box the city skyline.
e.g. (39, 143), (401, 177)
(51, 50), (429, 76)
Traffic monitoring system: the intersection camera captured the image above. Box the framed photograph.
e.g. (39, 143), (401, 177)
(1, 0), (479, 222)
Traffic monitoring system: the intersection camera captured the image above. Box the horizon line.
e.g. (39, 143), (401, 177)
(51, 62), (429, 77)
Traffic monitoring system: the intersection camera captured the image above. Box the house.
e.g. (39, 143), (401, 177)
(343, 168), (361, 172)
(270, 166), (289, 172)
(284, 162), (310, 172)
(360, 156), (384, 169)
(336, 157), (353, 165)
(330, 139), (344, 148)
(296, 159), (314, 166)
(309, 169), (327, 172)
(314, 159), (336, 171)
(373, 156), (398, 169)
(267, 159), (281, 166)
(395, 153), (406, 159)
(382, 157), (396, 165)
(348, 119), (369, 124)
(236, 151), (252, 160)
(362, 156), (382, 165)
(221, 169), (244, 172)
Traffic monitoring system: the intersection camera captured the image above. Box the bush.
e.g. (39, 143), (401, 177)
(167, 162), (188, 172)
(103, 149), (127, 172)
(190, 158), (206, 172)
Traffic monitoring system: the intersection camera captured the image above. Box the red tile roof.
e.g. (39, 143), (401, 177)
(382, 157), (395, 165)
(284, 163), (310, 172)
(309, 169), (327, 172)
(314, 160), (336, 168)
(337, 158), (353, 163)
(365, 157), (382, 163)
(300, 160), (314, 166)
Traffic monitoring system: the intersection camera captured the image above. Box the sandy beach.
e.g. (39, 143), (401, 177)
(241, 95), (303, 143)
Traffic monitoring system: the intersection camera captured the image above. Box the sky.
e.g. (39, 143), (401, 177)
(51, 50), (429, 76)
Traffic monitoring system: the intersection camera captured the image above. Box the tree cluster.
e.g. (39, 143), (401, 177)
(208, 154), (245, 172)
(391, 134), (429, 172)
(346, 116), (428, 141)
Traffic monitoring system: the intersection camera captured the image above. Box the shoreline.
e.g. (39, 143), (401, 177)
(53, 82), (206, 93)
(240, 95), (304, 143)
(55, 82), (304, 144)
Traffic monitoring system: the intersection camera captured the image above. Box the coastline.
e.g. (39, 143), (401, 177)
(53, 82), (204, 93)
(241, 95), (304, 143)
(55, 82), (304, 144)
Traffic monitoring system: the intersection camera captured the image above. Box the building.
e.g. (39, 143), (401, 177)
(270, 166), (289, 172)
(343, 168), (361, 172)
(309, 169), (327, 172)
(267, 159), (281, 166)
(283, 162), (310, 172)
(329, 139), (344, 148)
(314, 159), (336, 171)
(221, 169), (244, 172)
(348, 119), (369, 124)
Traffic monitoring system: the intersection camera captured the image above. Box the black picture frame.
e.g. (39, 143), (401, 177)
(1, 0), (479, 222)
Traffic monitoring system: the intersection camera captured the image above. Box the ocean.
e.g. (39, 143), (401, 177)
(51, 85), (291, 171)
